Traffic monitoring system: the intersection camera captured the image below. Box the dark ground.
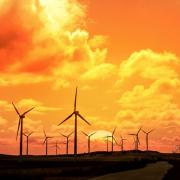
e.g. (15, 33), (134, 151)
(0, 151), (179, 180)
(163, 160), (180, 180)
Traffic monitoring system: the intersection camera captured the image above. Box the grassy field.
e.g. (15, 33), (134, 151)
(0, 151), (179, 180)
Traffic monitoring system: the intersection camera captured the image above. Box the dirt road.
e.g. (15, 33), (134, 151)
(90, 161), (173, 180)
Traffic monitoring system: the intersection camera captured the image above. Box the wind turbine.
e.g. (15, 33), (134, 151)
(23, 132), (34, 155)
(12, 102), (35, 156)
(104, 136), (110, 152)
(106, 128), (117, 152)
(106, 128), (116, 152)
(129, 127), (142, 151)
(142, 129), (154, 151)
(54, 141), (60, 155)
(60, 132), (73, 155)
(43, 130), (53, 156)
(132, 136), (137, 150)
(58, 87), (91, 155)
(82, 131), (96, 153)
(120, 135), (126, 152)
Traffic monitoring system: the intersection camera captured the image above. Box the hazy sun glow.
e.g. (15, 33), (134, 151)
(90, 130), (112, 141)
(39, 0), (69, 33)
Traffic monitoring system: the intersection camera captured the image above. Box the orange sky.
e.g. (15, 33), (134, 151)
(0, 0), (180, 155)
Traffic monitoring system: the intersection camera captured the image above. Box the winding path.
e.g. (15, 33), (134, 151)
(90, 161), (173, 180)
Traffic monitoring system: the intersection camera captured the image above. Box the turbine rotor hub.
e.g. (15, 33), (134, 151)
(75, 111), (79, 115)
(20, 115), (25, 119)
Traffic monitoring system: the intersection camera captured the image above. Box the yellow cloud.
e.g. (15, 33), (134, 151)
(115, 49), (180, 144)
(17, 98), (62, 114)
(81, 63), (116, 80)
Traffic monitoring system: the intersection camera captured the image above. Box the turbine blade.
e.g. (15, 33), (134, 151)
(58, 112), (74, 126)
(82, 131), (88, 136)
(12, 102), (20, 116)
(112, 127), (117, 135)
(43, 138), (46, 144)
(22, 107), (35, 116)
(48, 136), (53, 139)
(28, 132), (34, 136)
(23, 133), (27, 137)
(137, 127), (142, 134)
(137, 136), (140, 145)
(60, 133), (67, 138)
(90, 132), (96, 137)
(74, 87), (77, 111)
(113, 137), (118, 144)
(128, 134), (136, 136)
(68, 132), (73, 137)
(148, 129), (154, 134)
(77, 113), (91, 125)
(43, 129), (47, 137)
(142, 129), (146, 134)
(16, 118), (21, 140)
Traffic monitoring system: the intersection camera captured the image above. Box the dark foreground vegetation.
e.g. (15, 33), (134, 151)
(163, 159), (180, 180)
(0, 151), (179, 180)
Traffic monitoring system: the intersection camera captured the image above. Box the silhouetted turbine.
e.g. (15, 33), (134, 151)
(58, 87), (91, 155)
(82, 131), (96, 153)
(60, 132), (73, 155)
(43, 130), (53, 156)
(54, 141), (60, 155)
(129, 127), (142, 150)
(142, 129), (154, 151)
(12, 102), (34, 156)
(104, 136), (110, 152)
(120, 135), (126, 152)
(23, 132), (33, 155)
(106, 128), (117, 152)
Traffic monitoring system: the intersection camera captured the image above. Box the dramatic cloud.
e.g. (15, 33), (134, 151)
(115, 50), (180, 150)
(0, 0), (112, 88)
(17, 98), (62, 114)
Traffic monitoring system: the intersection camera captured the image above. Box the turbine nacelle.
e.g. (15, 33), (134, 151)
(75, 111), (79, 115)
(20, 115), (25, 119)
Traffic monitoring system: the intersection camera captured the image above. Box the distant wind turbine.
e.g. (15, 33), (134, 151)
(142, 129), (154, 151)
(60, 132), (73, 155)
(43, 130), (53, 156)
(104, 136), (110, 152)
(58, 87), (91, 155)
(129, 127), (142, 151)
(106, 128), (117, 152)
(23, 132), (34, 155)
(54, 141), (60, 155)
(82, 131), (96, 153)
(12, 102), (35, 156)
(120, 135), (126, 152)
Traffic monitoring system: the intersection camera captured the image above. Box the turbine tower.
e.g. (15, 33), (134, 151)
(129, 127), (142, 151)
(23, 132), (34, 155)
(58, 87), (91, 156)
(142, 129), (154, 151)
(43, 130), (53, 156)
(12, 102), (34, 156)
(60, 132), (73, 155)
(82, 131), (96, 153)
